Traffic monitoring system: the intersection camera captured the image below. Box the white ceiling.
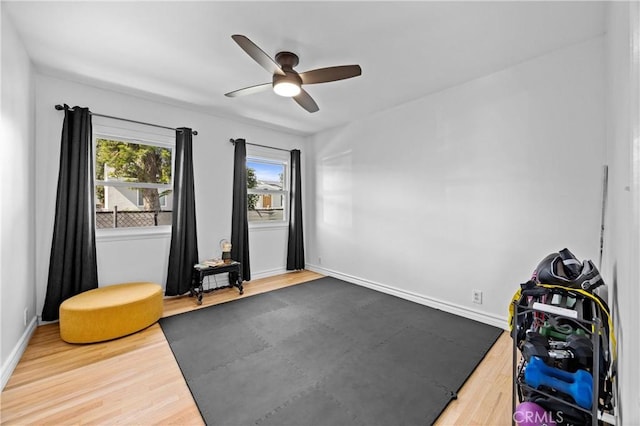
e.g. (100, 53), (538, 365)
(4, 1), (605, 135)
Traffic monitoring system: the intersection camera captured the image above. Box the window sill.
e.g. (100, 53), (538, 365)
(96, 226), (172, 242)
(249, 222), (288, 231)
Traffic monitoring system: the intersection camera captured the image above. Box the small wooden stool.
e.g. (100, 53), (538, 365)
(59, 282), (163, 343)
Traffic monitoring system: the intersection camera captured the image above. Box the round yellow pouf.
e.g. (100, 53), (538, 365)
(59, 282), (163, 344)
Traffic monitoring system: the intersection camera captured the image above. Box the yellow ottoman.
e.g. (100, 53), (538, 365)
(59, 282), (163, 344)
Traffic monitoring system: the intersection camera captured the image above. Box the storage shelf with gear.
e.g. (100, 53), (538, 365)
(509, 248), (616, 426)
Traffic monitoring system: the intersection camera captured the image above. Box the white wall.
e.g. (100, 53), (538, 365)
(1, 10), (37, 388)
(603, 2), (640, 423)
(34, 75), (304, 318)
(306, 37), (606, 328)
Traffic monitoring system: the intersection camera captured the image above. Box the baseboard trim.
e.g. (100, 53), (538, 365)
(1, 316), (37, 390)
(306, 264), (508, 330)
(250, 267), (288, 281)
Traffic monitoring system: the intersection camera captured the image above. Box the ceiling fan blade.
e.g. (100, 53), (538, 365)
(293, 89), (319, 113)
(231, 35), (285, 76)
(224, 82), (272, 98)
(299, 65), (362, 85)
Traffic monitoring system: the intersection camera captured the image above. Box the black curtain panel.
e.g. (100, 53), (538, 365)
(42, 105), (98, 321)
(165, 128), (199, 296)
(231, 139), (251, 281)
(287, 149), (305, 270)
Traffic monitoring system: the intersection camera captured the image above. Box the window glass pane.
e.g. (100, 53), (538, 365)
(247, 194), (284, 222)
(96, 185), (172, 229)
(95, 136), (173, 230)
(246, 158), (287, 224)
(247, 160), (284, 191)
(96, 138), (172, 184)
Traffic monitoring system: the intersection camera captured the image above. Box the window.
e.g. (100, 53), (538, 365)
(247, 156), (288, 224)
(94, 134), (173, 229)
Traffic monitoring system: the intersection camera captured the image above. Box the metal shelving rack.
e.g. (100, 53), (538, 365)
(511, 298), (615, 426)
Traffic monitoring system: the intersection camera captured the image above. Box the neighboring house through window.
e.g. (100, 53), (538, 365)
(137, 189), (167, 208)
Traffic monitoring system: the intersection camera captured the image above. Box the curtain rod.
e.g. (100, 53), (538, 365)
(229, 138), (291, 153)
(54, 104), (198, 135)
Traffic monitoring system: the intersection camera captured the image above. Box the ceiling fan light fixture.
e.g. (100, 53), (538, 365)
(273, 81), (301, 97)
(273, 72), (302, 97)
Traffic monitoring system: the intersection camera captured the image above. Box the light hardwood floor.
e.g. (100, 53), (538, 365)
(1, 271), (512, 425)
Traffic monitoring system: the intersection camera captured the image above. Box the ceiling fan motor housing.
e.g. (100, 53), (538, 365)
(275, 51), (299, 69)
(273, 52), (302, 95)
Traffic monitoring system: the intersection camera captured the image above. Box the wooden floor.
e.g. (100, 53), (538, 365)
(0, 270), (512, 425)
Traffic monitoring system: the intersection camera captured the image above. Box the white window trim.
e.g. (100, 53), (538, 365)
(96, 226), (172, 242)
(93, 120), (175, 238)
(246, 147), (290, 229)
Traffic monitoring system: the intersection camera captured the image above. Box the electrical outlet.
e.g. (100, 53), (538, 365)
(318, 257), (322, 265)
(23, 307), (28, 326)
(472, 290), (483, 305)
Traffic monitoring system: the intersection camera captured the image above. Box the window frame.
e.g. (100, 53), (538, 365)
(93, 122), (175, 240)
(246, 147), (290, 229)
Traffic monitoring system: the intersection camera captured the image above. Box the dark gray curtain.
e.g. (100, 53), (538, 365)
(231, 139), (251, 281)
(42, 105), (98, 321)
(287, 149), (305, 270)
(165, 128), (199, 296)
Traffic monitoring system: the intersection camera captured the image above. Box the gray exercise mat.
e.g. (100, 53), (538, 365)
(159, 276), (502, 426)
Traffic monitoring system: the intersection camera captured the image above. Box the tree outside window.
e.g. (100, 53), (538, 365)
(247, 167), (259, 211)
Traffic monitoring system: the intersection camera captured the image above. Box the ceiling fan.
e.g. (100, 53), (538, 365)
(225, 35), (362, 113)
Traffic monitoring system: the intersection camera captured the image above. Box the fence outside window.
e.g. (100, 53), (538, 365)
(96, 208), (172, 228)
